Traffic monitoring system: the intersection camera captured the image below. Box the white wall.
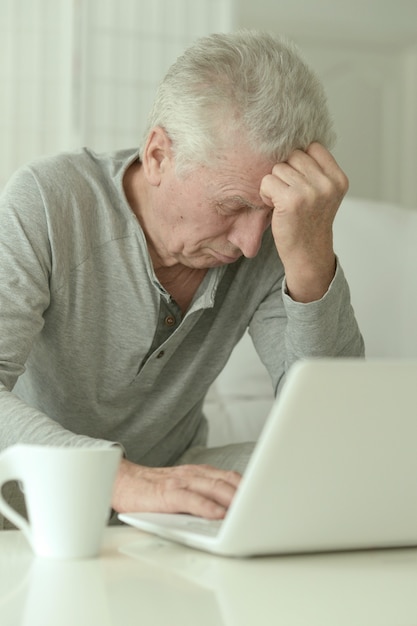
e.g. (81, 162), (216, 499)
(3, 0), (416, 208)
(0, 0), (235, 189)
(2, 0), (416, 207)
(235, 0), (417, 209)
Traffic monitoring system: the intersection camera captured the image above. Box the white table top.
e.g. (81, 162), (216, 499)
(2, 526), (417, 625)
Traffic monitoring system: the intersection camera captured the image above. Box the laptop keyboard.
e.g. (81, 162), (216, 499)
(183, 518), (223, 537)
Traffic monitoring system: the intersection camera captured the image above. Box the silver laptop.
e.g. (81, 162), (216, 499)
(119, 358), (417, 557)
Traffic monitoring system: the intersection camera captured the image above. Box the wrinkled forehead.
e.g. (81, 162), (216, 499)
(200, 147), (273, 203)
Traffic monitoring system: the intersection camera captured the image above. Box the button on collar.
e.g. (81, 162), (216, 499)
(164, 315), (176, 327)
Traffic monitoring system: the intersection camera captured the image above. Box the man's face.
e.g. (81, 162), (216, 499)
(149, 146), (274, 270)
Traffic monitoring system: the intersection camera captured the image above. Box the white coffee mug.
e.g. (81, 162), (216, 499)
(0, 444), (121, 559)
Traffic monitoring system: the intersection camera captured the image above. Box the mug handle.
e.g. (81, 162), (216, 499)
(0, 447), (31, 539)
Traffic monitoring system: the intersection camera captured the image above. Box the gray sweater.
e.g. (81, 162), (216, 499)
(0, 148), (364, 466)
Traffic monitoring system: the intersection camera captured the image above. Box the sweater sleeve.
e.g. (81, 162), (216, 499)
(0, 166), (114, 452)
(249, 259), (365, 395)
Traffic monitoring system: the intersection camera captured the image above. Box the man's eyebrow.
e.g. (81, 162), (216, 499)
(221, 195), (269, 211)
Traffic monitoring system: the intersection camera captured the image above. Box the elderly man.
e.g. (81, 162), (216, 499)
(0, 30), (363, 527)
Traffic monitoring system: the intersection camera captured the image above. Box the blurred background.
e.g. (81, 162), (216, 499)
(1, 0), (416, 208)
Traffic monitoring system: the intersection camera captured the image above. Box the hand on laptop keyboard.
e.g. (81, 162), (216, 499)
(112, 458), (242, 519)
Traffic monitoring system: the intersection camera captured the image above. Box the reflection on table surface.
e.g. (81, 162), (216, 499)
(2, 526), (417, 626)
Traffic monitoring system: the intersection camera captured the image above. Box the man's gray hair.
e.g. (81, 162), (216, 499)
(140, 30), (336, 174)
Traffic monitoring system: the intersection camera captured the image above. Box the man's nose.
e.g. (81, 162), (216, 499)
(228, 212), (269, 259)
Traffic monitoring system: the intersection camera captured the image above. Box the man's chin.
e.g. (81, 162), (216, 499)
(180, 250), (242, 269)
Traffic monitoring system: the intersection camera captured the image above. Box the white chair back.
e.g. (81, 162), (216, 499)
(334, 197), (417, 357)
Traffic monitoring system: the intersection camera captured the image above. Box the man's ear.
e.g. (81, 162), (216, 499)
(142, 126), (173, 186)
